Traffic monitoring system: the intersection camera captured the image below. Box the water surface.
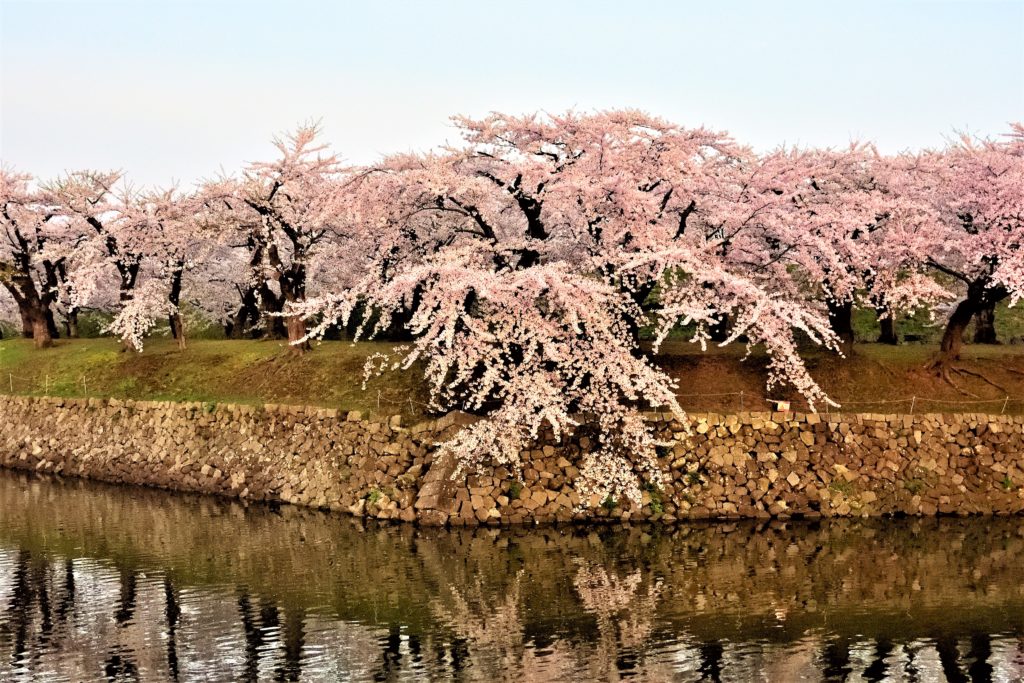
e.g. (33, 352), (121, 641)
(1, 470), (1023, 681)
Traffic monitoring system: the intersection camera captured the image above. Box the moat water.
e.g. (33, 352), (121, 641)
(0, 470), (1022, 682)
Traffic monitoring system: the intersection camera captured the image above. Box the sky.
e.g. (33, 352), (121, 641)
(2, 0), (1022, 187)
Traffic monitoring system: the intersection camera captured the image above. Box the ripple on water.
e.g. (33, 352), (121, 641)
(1, 471), (1024, 681)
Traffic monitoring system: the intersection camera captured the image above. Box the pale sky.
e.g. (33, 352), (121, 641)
(2, 0), (1022, 187)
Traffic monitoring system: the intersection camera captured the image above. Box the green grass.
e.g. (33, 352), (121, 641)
(0, 337), (429, 418)
(829, 479), (856, 496)
(851, 301), (1024, 345)
(904, 479), (926, 495)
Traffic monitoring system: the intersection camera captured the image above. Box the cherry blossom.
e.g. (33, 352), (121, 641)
(200, 124), (349, 349)
(294, 111), (853, 504)
(896, 125), (1024, 368)
(4, 112), (1019, 505)
(0, 168), (66, 347)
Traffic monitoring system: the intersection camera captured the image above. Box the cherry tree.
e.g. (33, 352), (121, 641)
(202, 124), (348, 350)
(192, 177), (262, 338)
(900, 124), (1024, 371)
(0, 168), (65, 347)
(39, 170), (144, 337)
(735, 144), (950, 347)
(105, 188), (211, 351)
(294, 110), (845, 505)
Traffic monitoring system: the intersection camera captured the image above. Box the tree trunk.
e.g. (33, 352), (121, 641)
(45, 308), (59, 340)
(19, 305), (32, 338)
(64, 309), (79, 339)
(52, 261), (77, 338)
(827, 299), (855, 348)
(227, 285), (260, 339)
(285, 314), (309, 354)
(5, 281), (54, 347)
(258, 284), (287, 339)
(877, 310), (898, 345)
(167, 268), (186, 351)
(936, 298), (975, 364)
(972, 302), (998, 344)
(933, 281), (1008, 367)
(279, 258), (308, 353)
(170, 314), (187, 351)
(225, 314), (241, 339)
(117, 263), (141, 352)
(28, 306), (53, 349)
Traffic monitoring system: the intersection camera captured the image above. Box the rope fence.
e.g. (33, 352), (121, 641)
(5, 373), (91, 397)
(2, 372), (1024, 416)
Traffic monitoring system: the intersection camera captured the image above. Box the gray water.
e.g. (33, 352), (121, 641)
(0, 470), (1023, 681)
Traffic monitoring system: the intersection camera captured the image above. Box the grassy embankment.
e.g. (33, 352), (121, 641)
(0, 337), (428, 416)
(2, 333), (1024, 417)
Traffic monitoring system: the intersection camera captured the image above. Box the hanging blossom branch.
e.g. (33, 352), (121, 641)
(105, 278), (178, 352)
(616, 247), (842, 411)
(292, 257), (685, 505)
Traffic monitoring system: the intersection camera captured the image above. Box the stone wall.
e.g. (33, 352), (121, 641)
(1, 396), (1022, 524)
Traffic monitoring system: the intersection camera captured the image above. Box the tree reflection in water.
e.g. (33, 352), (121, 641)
(0, 470), (1023, 681)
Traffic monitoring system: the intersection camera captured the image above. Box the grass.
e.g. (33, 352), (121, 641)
(3, 322), (1024, 417)
(904, 479), (926, 495)
(851, 301), (1024, 345)
(0, 337), (429, 417)
(829, 479), (856, 496)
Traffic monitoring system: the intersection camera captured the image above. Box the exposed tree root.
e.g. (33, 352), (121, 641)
(941, 368), (979, 397)
(925, 351), (1014, 396)
(952, 365), (1008, 393)
(926, 356), (979, 397)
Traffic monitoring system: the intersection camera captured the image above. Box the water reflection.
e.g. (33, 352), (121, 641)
(1, 470), (1023, 681)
